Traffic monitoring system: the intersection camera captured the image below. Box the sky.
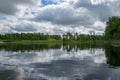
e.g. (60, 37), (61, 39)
(0, 0), (120, 35)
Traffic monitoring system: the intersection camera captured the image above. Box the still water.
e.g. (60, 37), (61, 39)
(0, 43), (120, 80)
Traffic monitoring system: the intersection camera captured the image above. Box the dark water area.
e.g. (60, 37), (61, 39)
(0, 43), (120, 80)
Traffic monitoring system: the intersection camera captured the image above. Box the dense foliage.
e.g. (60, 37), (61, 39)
(105, 16), (120, 39)
(0, 33), (61, 41)
(0, 32), (104, 41)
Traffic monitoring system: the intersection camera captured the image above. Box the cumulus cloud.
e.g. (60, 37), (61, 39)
(33, 6), (95, 25)
(0, 0), (120, 34)
(93, 21), (106, 30)
(74, 0), (119, 21)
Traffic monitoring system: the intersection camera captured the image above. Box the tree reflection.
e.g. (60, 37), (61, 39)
(1, 43), (120, 67)
(105, 45), (120, 67)
(0, 43), (104, 52)
(0, 43), (61, 52)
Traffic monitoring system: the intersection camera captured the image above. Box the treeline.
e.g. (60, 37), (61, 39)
(0, 33), (61, 40)
(0, 32), (104, 41)
(63, 33), (104, 41)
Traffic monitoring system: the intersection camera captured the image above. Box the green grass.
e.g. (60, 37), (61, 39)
(0, 39), (62, 44)
(0, 39), (120, 45)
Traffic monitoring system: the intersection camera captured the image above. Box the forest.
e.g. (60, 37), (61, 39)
(0, 32), (104, 41)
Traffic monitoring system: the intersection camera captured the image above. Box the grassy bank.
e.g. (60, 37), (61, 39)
(0, 39), (120, 45)
(0, 40), (62, 44)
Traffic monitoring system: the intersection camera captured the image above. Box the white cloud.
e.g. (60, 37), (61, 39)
(91, 0), (104, 5)
(93, 21), (106, 31)
(0, 0), (119, 34)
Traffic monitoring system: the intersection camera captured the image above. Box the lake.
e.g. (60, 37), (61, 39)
(0, 43), (120, 80)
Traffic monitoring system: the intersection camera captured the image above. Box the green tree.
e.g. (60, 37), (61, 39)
(105, 16), (120, 39)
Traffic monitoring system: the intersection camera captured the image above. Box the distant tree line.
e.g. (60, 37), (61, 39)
(63, 32), (103, 41)
(0, 32), (104, 41)
(0, 33), (62, 41)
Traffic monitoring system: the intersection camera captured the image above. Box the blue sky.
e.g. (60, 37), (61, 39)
(41, 0), (57, 5)
(0, 0), (119, 34)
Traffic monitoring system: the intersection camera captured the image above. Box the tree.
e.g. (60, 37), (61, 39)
(105, 16), (120, 39)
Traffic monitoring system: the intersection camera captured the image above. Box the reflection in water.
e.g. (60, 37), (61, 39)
(105, 45), (120, 67)
(0, 43), (61, 52)
(0, 43), (119, 80)
(0, 43), (103, 52)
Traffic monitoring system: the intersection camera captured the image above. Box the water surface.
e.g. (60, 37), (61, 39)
(0, 43), (120, 80)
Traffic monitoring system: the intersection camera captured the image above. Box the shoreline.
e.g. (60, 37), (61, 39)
(0, 40), (120, 45)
